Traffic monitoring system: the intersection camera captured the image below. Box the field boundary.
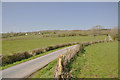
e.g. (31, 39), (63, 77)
(55, 40), (111, 78)
(1, 42), (79, 67)
(27, 39), (111, 78)
(1, 44), (77, 70)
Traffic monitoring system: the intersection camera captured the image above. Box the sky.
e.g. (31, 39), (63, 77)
(2, 2), (118, 33)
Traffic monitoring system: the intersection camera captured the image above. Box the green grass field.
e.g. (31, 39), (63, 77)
(69, 41), (118, 78)
(2, 35), (105, 55)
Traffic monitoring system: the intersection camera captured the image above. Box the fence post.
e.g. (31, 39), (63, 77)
(58, 55), (62, 79)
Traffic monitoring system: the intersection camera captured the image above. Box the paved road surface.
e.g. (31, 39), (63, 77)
(108, 34), (112, 41)
(2, 45), (78, 78)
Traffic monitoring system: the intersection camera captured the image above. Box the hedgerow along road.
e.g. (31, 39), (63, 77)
(2, 45), (78, 78)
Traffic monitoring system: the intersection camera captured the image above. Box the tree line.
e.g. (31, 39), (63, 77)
(2, 25), (118, 40)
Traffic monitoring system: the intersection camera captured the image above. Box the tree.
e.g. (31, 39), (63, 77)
(110, 27), (118, 40)
(92, 25), (104, 36)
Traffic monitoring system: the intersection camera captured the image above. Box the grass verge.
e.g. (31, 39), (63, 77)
(1, 46), (71, 70)
(30, 59), (58, 78)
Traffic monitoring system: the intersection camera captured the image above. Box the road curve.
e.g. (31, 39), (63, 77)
(2, 45), (78, 78)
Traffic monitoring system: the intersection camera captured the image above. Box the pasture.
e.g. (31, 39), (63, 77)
(2, 35), (105, 55)
(70, 41), (118, 78)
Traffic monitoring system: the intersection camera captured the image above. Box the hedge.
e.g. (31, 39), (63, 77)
(55, 40), (109, 78)
(2, 42), (79, 66)
(2, 51), (32, 66)
(1, 40), (108, 66)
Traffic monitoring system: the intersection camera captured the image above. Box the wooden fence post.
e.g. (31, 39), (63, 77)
(58, 55), (62, 79)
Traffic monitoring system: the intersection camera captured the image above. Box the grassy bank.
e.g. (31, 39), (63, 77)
(30, 59), (58, 78)
(69, 41), (118, 78)
(2, 36), (105, 55)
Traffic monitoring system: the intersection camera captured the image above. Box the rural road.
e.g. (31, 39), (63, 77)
(2, 45), (78, 78)
(108, 34), (112, 41)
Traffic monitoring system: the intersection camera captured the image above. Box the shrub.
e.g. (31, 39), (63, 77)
(24, 51), (32, 58)
(51, 45), (59, 49)
(42, 47), (50, 52)
(2, 55), (11, 66)
(2, 51), (32, 66)
(32, 48), (43, 55)
(58, 44), (66, 47)
(48, 46), (55, 51)
(13, 52), (25, 61)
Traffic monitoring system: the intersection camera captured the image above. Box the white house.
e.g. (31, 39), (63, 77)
(25, 33), (28, 35)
